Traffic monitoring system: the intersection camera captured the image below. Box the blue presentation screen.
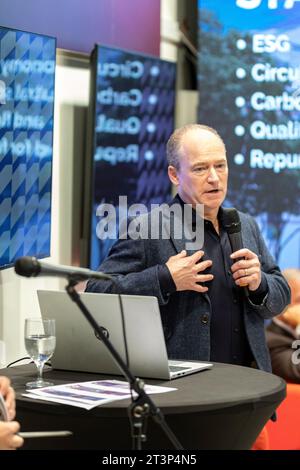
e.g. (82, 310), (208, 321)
(198, 0), (300, 268)
(88, 45), (176, 269)
(0, 25), (56, 269)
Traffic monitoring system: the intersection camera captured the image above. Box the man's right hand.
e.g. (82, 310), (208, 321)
(166, 250), (213, 292)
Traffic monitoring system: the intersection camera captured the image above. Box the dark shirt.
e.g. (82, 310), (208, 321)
(202, 216), (253, 365)
(158, 196), (268, 366)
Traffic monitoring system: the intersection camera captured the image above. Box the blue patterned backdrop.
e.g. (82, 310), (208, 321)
(0, 26), (56, 268)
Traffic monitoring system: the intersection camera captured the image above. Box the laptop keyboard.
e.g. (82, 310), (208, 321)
(169, 365), (192, 372)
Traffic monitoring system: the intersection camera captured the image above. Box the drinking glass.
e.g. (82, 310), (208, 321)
(24, 318), (56, 389)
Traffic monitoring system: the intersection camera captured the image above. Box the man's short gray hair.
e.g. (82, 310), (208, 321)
(166, 123), (224, 169)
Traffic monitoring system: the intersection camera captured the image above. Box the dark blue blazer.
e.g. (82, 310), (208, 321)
(86, 202), (290, 373)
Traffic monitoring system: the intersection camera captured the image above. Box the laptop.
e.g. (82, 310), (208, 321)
(37, 290), (213, 380)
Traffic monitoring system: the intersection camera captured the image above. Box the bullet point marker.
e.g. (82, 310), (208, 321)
(234, 154), (245, 165)
(235, 96), (246, 107)
(235, 125), (245, 136)
(145, 150), (154, 161)
(236, 68), (246, 79)
(236, 39), (247, 50)
(148, 94), (157, 105)
(150, 66), (160, 76)
(147, 123), (156, 133)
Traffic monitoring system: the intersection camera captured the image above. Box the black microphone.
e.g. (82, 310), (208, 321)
(220, 208), (249, 297)
(14, 256), (112, 281)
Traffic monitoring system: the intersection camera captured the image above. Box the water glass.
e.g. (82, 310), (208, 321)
(24, 318), (56, 389)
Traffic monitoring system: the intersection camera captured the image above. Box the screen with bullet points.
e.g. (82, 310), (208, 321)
(198, 0), (300, 268)
(0, 25), (56, 269)
(86, 45), (176, 269)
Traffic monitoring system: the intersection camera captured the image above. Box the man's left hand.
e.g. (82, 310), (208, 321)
(230, 249), (261, 291)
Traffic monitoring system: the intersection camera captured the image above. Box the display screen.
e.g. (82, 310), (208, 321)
(198, 0), (300, 268)
(0, 25), (56, 269)
(87, 45), (176, 269)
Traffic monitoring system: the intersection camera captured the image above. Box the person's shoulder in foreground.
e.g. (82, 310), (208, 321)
(266, 268), (300, 383)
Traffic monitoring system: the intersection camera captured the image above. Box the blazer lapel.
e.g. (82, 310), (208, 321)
(161, 199), (199, 255)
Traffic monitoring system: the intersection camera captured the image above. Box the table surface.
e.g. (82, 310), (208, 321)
(1, 362), (286, 416)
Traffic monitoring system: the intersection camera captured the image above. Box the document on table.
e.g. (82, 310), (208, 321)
(22, 379), (177, 410)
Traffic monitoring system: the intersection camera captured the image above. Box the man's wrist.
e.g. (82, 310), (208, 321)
(248, 273), (268, 305)
(158, 264), (176, 296)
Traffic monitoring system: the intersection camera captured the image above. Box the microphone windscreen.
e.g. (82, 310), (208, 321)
(14, 256), (40, 277)
(220, 208), (241, 234)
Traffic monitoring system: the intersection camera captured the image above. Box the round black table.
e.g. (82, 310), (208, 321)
(1, 362), (285, 450)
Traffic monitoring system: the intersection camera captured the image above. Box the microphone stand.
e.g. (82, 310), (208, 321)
(65, 277), (183, 450)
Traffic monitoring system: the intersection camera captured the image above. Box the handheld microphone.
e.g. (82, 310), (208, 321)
(221, 208), (249, 297)
(14, 256), (112, 281)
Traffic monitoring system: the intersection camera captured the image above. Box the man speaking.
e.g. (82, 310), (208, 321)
(86, 124), (290, 373)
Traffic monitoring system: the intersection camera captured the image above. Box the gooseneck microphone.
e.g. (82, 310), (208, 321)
(14, 256), (112, 281)
(220, 208), (249, 297)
